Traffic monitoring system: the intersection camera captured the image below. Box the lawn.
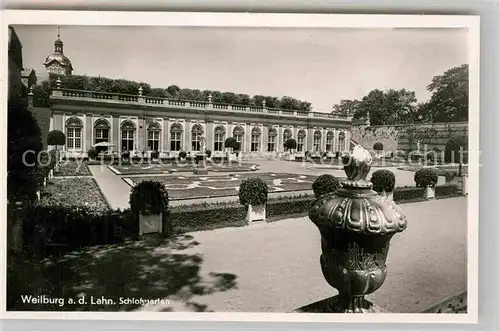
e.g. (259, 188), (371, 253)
(123, 173), (318, 200)
(40, 177), (109, 213)
(110, 161), (257, 175)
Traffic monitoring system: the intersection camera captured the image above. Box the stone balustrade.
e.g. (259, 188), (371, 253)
(52, 87), (352, 122)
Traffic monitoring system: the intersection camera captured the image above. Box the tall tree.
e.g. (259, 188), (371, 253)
(424, 64), (468, 122)
(8, 99), (43, 202)
(332, 99), (360, 116)
(352, 89), (418, 125)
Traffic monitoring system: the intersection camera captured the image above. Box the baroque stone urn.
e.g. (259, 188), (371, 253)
(309, 145), (407, 313)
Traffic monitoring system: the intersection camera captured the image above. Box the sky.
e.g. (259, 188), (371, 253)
(14, 25), (468, 112)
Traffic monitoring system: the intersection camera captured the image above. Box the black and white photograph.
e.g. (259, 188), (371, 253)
(2, 12), (479, 323)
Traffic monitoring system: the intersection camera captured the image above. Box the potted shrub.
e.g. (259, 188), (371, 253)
(47, 130), (65, 170)
(284, 138), (297, 161)
(122, 150), (130, 162)
(205, 149), (212, 160)
(151, 150), (160, 161)
(312, 174), (340, 198)
(129, 180), (170, 236)
(178, 150), (187, 162)
(370, 169), (396, 201)
(87, 148), (98, 161)
(224, 137), (239, 162)
(47, 149), (58, 177)
(414, 168), (438, 199)
(239, 178), (268, 224)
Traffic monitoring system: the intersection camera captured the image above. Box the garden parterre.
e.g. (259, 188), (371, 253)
(124, 173), (318, 200)
(109, 161), (257, 175)
(39, 177), (110, 214)
(54, 160), (92, 177)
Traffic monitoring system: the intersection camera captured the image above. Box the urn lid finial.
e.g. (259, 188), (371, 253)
(342, 144), (373, 189)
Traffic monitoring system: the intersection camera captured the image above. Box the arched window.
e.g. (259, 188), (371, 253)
(297, 130), (306, 152)
(326, 131), (334, 152)
(94, 119), (110, 145)
(337, 131), (346, 152)
(313, 130), (322, 152)
(121, 120), (136, 151)
(66, 117), (83, 150)
(214, 125), (226, 152)
(147, 122), (161, 151)
(170, 123), (183, 151)
(251, 127), (261, 152)
(268, 128), (277, 152)
(283, 128), (292, 142)
(191, 124), (203, 151)
(233, 126), (244, 151)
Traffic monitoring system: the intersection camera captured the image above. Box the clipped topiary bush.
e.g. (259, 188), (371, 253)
(87, 148), (98, 160)
(444, 136), (468, 164)
(179, 150), (187, 159)
(224, 137), (239, 151)
(205, 149), (212, 158)
(373, 142), (384, 151)
(284, 138), (297, 151)
(370, 169), (396, 193)
(414, 168), (438, 188)
(312, 174), (341, 198)
(129, 180), (169, 215)
(151, 150), (160, 159)
(47, 130), (66, 148)
(238, 177), (269, 206)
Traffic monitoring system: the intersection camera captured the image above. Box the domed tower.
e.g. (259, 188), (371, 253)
(43, 26), (73, 76)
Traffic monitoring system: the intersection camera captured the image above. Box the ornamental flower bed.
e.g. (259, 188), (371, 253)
(54, 160), (91, 177)
(39, 178), (109, 214)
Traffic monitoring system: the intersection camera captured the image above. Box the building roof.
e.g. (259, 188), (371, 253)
(44, 53), (74, 70)
(21, 68), (35, 77)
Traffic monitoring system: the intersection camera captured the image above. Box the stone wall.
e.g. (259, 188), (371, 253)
(351, 122), (468, 153)
(350, 125), (399, 152)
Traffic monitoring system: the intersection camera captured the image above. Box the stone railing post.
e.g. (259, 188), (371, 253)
(138, 85), (145, 103)
(304, 145), (407, 313)
(52, 77), (63, 97)
(208, 93), (213, 108)
(28, 85), (34, 107)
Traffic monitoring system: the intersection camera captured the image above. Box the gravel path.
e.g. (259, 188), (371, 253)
(137, 197), (467, 313)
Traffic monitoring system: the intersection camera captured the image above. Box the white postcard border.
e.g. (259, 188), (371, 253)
(0, 10), (480, 324)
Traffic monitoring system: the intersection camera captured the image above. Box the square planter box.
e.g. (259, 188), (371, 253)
(288, 154), (296, 161)
(139, 212), (163, 236)
(247, 204), (266, 224)
(228, 153), (239, 162)
(458, 175), (468, 195)
(425, 186), (435, 200)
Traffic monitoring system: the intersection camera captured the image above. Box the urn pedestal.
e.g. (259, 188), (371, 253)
(308, 145), (408, 313)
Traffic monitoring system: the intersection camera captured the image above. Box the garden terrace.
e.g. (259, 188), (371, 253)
(52, 88), (351, 122)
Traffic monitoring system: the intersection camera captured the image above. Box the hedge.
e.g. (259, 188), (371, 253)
(169, 203), (247, 233)
(393, 187), (426, 201)
(435, 184), (459, 196)
(22, 204), (137, 256)
(22, 184), (462, 255)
